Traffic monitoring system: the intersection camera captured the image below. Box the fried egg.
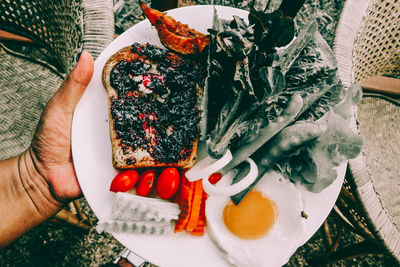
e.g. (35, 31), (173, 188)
(206, 171), (306, 267)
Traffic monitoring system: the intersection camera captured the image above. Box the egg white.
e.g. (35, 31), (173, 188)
(206, 171), (306, 267)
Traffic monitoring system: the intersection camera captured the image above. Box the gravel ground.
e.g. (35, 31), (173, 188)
(0, 0), (396, 266)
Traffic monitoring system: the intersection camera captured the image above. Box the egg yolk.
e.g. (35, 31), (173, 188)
(223, 189), (277, 240)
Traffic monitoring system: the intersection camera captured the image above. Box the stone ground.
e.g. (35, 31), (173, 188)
(0, 0), (397, 266)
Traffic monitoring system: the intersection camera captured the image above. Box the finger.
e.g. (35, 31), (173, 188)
(53, 51), (94, 114)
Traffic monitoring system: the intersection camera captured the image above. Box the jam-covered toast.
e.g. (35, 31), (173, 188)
(102, 43), (204, 169)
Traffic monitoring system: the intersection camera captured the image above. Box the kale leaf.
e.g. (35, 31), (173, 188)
(248, 9), (294, 53)
(204, 7), (296, 159)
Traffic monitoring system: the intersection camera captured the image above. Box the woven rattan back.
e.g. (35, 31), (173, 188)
(352, 0), (400, 82)
(0, 0), (83, 74)
(334, 0), (400, 262)
(0, 0), (114, 160)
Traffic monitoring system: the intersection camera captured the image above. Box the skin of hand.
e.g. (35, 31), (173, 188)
(0, 51), (94, 248)
(30, 51), (94, 202)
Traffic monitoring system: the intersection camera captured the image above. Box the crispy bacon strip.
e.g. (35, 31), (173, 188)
(139, 1), (210, 54)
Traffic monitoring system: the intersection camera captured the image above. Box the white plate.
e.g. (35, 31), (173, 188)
(72, 5), (345, 267)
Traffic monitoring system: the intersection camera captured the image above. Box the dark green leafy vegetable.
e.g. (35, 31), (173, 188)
(248, 9), (295, 54)
(258, 66), (286, 98)
(206, 56), (259, 158)
(221, 94), (303, 173)
(278, 0), (307, 18)
(276, 111), (364, 193)
(275, 83), (364, 192)
(230, 116), (327, 204)
(197, 5), (362, 203)
(204, 7), (297, 159)
(204, 8), (343, 162)
(278, 20), (318, 75)
(199, 7), (232, 140)
(231, 84), (364, 203)
(284, 29), (344, 121)
(333, 83), (363, 120)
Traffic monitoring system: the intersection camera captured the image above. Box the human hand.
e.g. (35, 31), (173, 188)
(29, 51), (94, 202)
(0, 51), (94, 247)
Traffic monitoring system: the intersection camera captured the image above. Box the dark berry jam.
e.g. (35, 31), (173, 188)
(109, 43), (205, 164)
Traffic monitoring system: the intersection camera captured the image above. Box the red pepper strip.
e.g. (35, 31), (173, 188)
(174, 182), (192, 232)
(190, 190), (208, 236)
(185, 179), (204, 231)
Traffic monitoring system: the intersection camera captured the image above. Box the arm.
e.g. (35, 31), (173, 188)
(0, 51), (94, 249)
(0, 150), (61, 248)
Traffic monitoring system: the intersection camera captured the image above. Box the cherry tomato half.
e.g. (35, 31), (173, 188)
(136, 169), (157, 196)
(110, 170), (139, 193)
(156, 167), (180, 199)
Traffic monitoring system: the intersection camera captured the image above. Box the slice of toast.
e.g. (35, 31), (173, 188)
(102, 43), (203, 169)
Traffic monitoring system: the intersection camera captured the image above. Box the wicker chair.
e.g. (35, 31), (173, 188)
(0, 0), (114, 229)
(318, 0), (400, 264)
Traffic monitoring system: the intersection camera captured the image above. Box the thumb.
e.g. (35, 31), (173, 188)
(52, 51), (94, 113)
